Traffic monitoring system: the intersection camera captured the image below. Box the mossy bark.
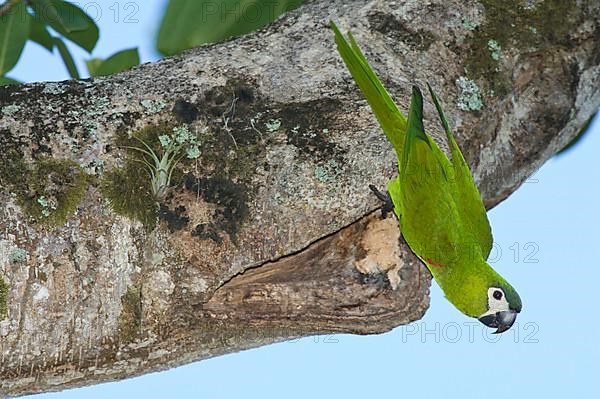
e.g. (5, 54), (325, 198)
(0, 0), (598, 396)
(0, 277), (7, 319)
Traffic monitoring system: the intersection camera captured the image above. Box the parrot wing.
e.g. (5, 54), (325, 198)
(331, 21), (407, 156)
(398, 87), (463, 266)
(332, 22), (479, 266)
(427, 84), (494, 259)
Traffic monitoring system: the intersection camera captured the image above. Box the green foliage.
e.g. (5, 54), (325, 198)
(30, 0), (88, 32)
(0, 0), (139, 81)
(86, 48), (140, 77)
(157, 0), (305, 56)
(0, 76), (19, 85)
(54, 37), (79, 78)
(28, 16), (54, 50)
(0, 1), (30, 75)
(3, 0), (303, 80)
(29, 0), (98, 78)
(35, 0), (98, 52)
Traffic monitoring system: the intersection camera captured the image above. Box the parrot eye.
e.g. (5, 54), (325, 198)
(486, 287), (509, 313)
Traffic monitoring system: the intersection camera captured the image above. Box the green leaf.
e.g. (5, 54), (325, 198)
(85, 58), (103, 76)
(29, 15), (55, 51)
(36, 0), (98, 52)
(0, 76), (21, 86)
(0, 1), (31, 75)
(86, 48), (140, 77)
(157, 0), (305, 56)
(54, 38), (80, 79)
(29, 0), (63, 30)
(29, 0), (88, 33)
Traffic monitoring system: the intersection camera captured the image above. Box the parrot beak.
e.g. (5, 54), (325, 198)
(478, 310), (518, 334)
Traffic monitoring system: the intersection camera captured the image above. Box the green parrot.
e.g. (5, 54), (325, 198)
(331, 21), (522, 333)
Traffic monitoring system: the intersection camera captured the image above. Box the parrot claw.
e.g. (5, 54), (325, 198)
(369, 184), (394, 219)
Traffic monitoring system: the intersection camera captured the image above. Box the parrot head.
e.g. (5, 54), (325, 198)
(436, 258), (522, 334)
(477, 284), (522, 334)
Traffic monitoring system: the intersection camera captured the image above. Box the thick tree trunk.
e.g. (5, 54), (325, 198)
(0, 0), (598, 396)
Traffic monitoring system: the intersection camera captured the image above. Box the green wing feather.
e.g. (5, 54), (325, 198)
(331, 21), (406, 156)
(399, 87), (461, 266)
(427, 84), (493, 259)
(401, 86), (433, 176)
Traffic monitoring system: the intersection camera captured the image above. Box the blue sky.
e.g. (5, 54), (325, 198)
(9, 1), (600, 398)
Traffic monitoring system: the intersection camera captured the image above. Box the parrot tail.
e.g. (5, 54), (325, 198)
(330, 20), (407, 155)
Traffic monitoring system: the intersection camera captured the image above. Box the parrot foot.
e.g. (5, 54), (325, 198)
(369, 184), (394, 219)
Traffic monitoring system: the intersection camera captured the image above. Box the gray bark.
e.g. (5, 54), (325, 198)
(0, 0), (598, 396)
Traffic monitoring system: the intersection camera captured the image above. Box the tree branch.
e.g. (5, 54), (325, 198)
(0, 0), (598, 396)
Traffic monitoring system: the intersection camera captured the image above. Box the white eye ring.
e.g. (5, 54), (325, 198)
(487, 287), (509, 313)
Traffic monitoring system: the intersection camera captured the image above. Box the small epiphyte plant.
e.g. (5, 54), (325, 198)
(124, 126), (200, 200)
